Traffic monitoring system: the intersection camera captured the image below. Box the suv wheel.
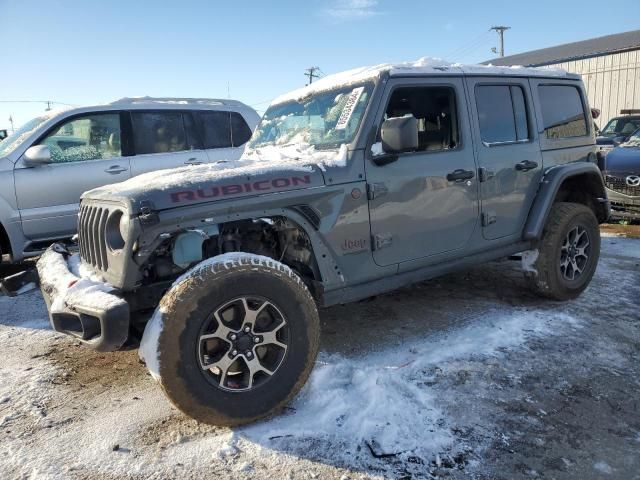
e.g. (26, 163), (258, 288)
(149, 254), (320, 426)
(525, 202), (600, 300)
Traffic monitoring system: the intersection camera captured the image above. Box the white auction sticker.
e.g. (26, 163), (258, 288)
(335, 87), (365, 130)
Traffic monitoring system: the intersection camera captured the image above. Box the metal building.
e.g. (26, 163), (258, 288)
(486, 30), (640, 126)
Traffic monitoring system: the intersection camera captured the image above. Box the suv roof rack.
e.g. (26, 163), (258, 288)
(110, 97), (248, 108)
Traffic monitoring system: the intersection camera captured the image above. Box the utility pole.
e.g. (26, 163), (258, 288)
(45, 101), (52, 111)
(490, 26), (510, 57)
(304, 66), (321, 85)
(8, 115), (14, 132)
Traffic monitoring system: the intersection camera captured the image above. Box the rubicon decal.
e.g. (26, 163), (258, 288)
(170, 175), (312, 203)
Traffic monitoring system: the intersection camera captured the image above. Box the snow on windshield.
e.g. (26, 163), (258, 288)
(244, 83), (372, 168)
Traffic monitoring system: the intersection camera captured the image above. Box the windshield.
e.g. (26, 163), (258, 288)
(0, 115), (51, 157)
(622, 129), (640, 148)
(601, 117), (640, 137)
(248, 82), (373, 151)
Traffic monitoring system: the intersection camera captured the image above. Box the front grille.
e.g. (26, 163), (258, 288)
(78, 204), (110, 271)
(605, 175), (640, 197)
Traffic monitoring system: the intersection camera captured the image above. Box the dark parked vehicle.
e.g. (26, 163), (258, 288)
(0, 129), (7, 141)
(596, 110), (640, 156)
(602, 128), (640, 220)
(37, 61), (609, 426)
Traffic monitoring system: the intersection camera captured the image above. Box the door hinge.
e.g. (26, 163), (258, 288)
(367, 183), (388, 200)
(481, 212), (497, 227)
(372, 233), (393, 250)
(139, 200), (159, 226)
(478, 167), (495, 183)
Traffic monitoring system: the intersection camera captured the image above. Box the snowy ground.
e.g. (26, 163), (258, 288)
(1, 236), (639, 479)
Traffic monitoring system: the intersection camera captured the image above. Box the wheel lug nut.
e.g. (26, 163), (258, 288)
(230, 334), (237, 341)
(246, 351), (253, 358)
(244, 326), (251, 333)
(231, 349), (238, 356)
(254, 337), (260, 343)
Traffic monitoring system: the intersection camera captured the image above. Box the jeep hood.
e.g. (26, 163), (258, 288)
(83, 161), (326, 214)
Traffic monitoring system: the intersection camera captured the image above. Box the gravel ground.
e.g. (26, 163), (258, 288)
(0, 235), (639, 479)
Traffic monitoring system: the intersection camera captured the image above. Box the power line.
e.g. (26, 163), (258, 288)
(490, 26), (511, 57)
(0, 100), (78, 107)
(444, 30), (493, 60)
(304, 66), (321, 85)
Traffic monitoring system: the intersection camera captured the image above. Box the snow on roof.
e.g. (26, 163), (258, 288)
(271, 57), (571, 106)
(110, 96), (250, 109)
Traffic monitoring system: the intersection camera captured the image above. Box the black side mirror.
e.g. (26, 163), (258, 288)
(381, 115), (418, 154)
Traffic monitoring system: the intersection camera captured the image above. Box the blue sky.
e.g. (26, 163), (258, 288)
(1, 0), (638, 130)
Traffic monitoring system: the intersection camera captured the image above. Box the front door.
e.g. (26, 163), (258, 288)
(366, 78), (479, 267)
(14, 111), (131, 240)
(465, 78), (542, 240)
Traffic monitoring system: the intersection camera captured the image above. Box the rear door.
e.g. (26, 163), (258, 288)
(366, 77), (479, 266)
(198, 111), (252, 164)
(465, 77), (542, 240)
(14, 111), (132, 240)
(128, 110), (209, 176)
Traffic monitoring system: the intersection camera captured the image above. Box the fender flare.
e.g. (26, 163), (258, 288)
(523, 162), (609, 241)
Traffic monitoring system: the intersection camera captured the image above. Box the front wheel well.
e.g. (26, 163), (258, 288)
(553, 173), (608, 223)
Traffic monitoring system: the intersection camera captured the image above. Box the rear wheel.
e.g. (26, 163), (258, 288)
(150, 254), (320, 426)
(525, 202), (600, 300)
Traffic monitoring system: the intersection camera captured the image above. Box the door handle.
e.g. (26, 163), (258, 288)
(515, 160), (538, 172)
(184, 157), (204, 166)
(446, 169), (475, 182)
(104, 165), (127, 174)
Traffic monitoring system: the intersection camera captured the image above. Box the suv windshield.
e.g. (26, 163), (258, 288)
(247, 82), (373, 152)
(0, 115), (52, 158)
(600, 117), (640, 137)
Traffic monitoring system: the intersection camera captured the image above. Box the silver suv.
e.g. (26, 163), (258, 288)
(0, 98), (259, 262)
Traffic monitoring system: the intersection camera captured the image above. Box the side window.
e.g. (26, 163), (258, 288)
(475, 85), (530, 144)
(131, 112), (188, 154)
(384, 86), (459, 152)
(200, 111), (232, 149)
(538, 85), (588, 139)
(39, 113), (122, 163)
(230, 112), (252, 147)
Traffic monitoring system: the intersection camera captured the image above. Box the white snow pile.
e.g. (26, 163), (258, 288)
(271, 56), (568, 106)
(139, 253), (298, 381)
(242, 309), (581, 458)
(36, 249), (124, 314)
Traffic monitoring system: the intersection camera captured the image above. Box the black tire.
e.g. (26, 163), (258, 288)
(525, 202), (600, 300)
(152, 253), (319, 426)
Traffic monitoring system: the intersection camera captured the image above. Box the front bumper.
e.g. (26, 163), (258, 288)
(605, 187), (640, 220)
(36, 245), (130, 352)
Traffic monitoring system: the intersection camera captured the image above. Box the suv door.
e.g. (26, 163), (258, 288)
(366, 77), (479, 267)
(129, 110), (209, 176)
(465, 78), (542, 240)
(198, 111), (253, 164)
(14, 111), (131, 240)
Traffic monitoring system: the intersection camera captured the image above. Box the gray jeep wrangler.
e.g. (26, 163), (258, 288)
(37, 60), (610, 426)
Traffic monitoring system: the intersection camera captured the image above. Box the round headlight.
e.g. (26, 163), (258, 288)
(105, 210), (126, 251)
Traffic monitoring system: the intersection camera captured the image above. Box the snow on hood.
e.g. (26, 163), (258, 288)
(83, 152), (330, 213)
(271, 56), (569, 106)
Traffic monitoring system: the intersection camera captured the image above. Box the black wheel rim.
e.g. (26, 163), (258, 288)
(560, 225), (591, 281)
(197, 296), (289, 392)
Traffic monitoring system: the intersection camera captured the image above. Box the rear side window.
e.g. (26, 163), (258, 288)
(538, 85), (588, 139)
(131, 112), (190, 155)
(475, 85), (529, 144)
(200, 111), (232, 149)
(230, 112), (252, 146)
